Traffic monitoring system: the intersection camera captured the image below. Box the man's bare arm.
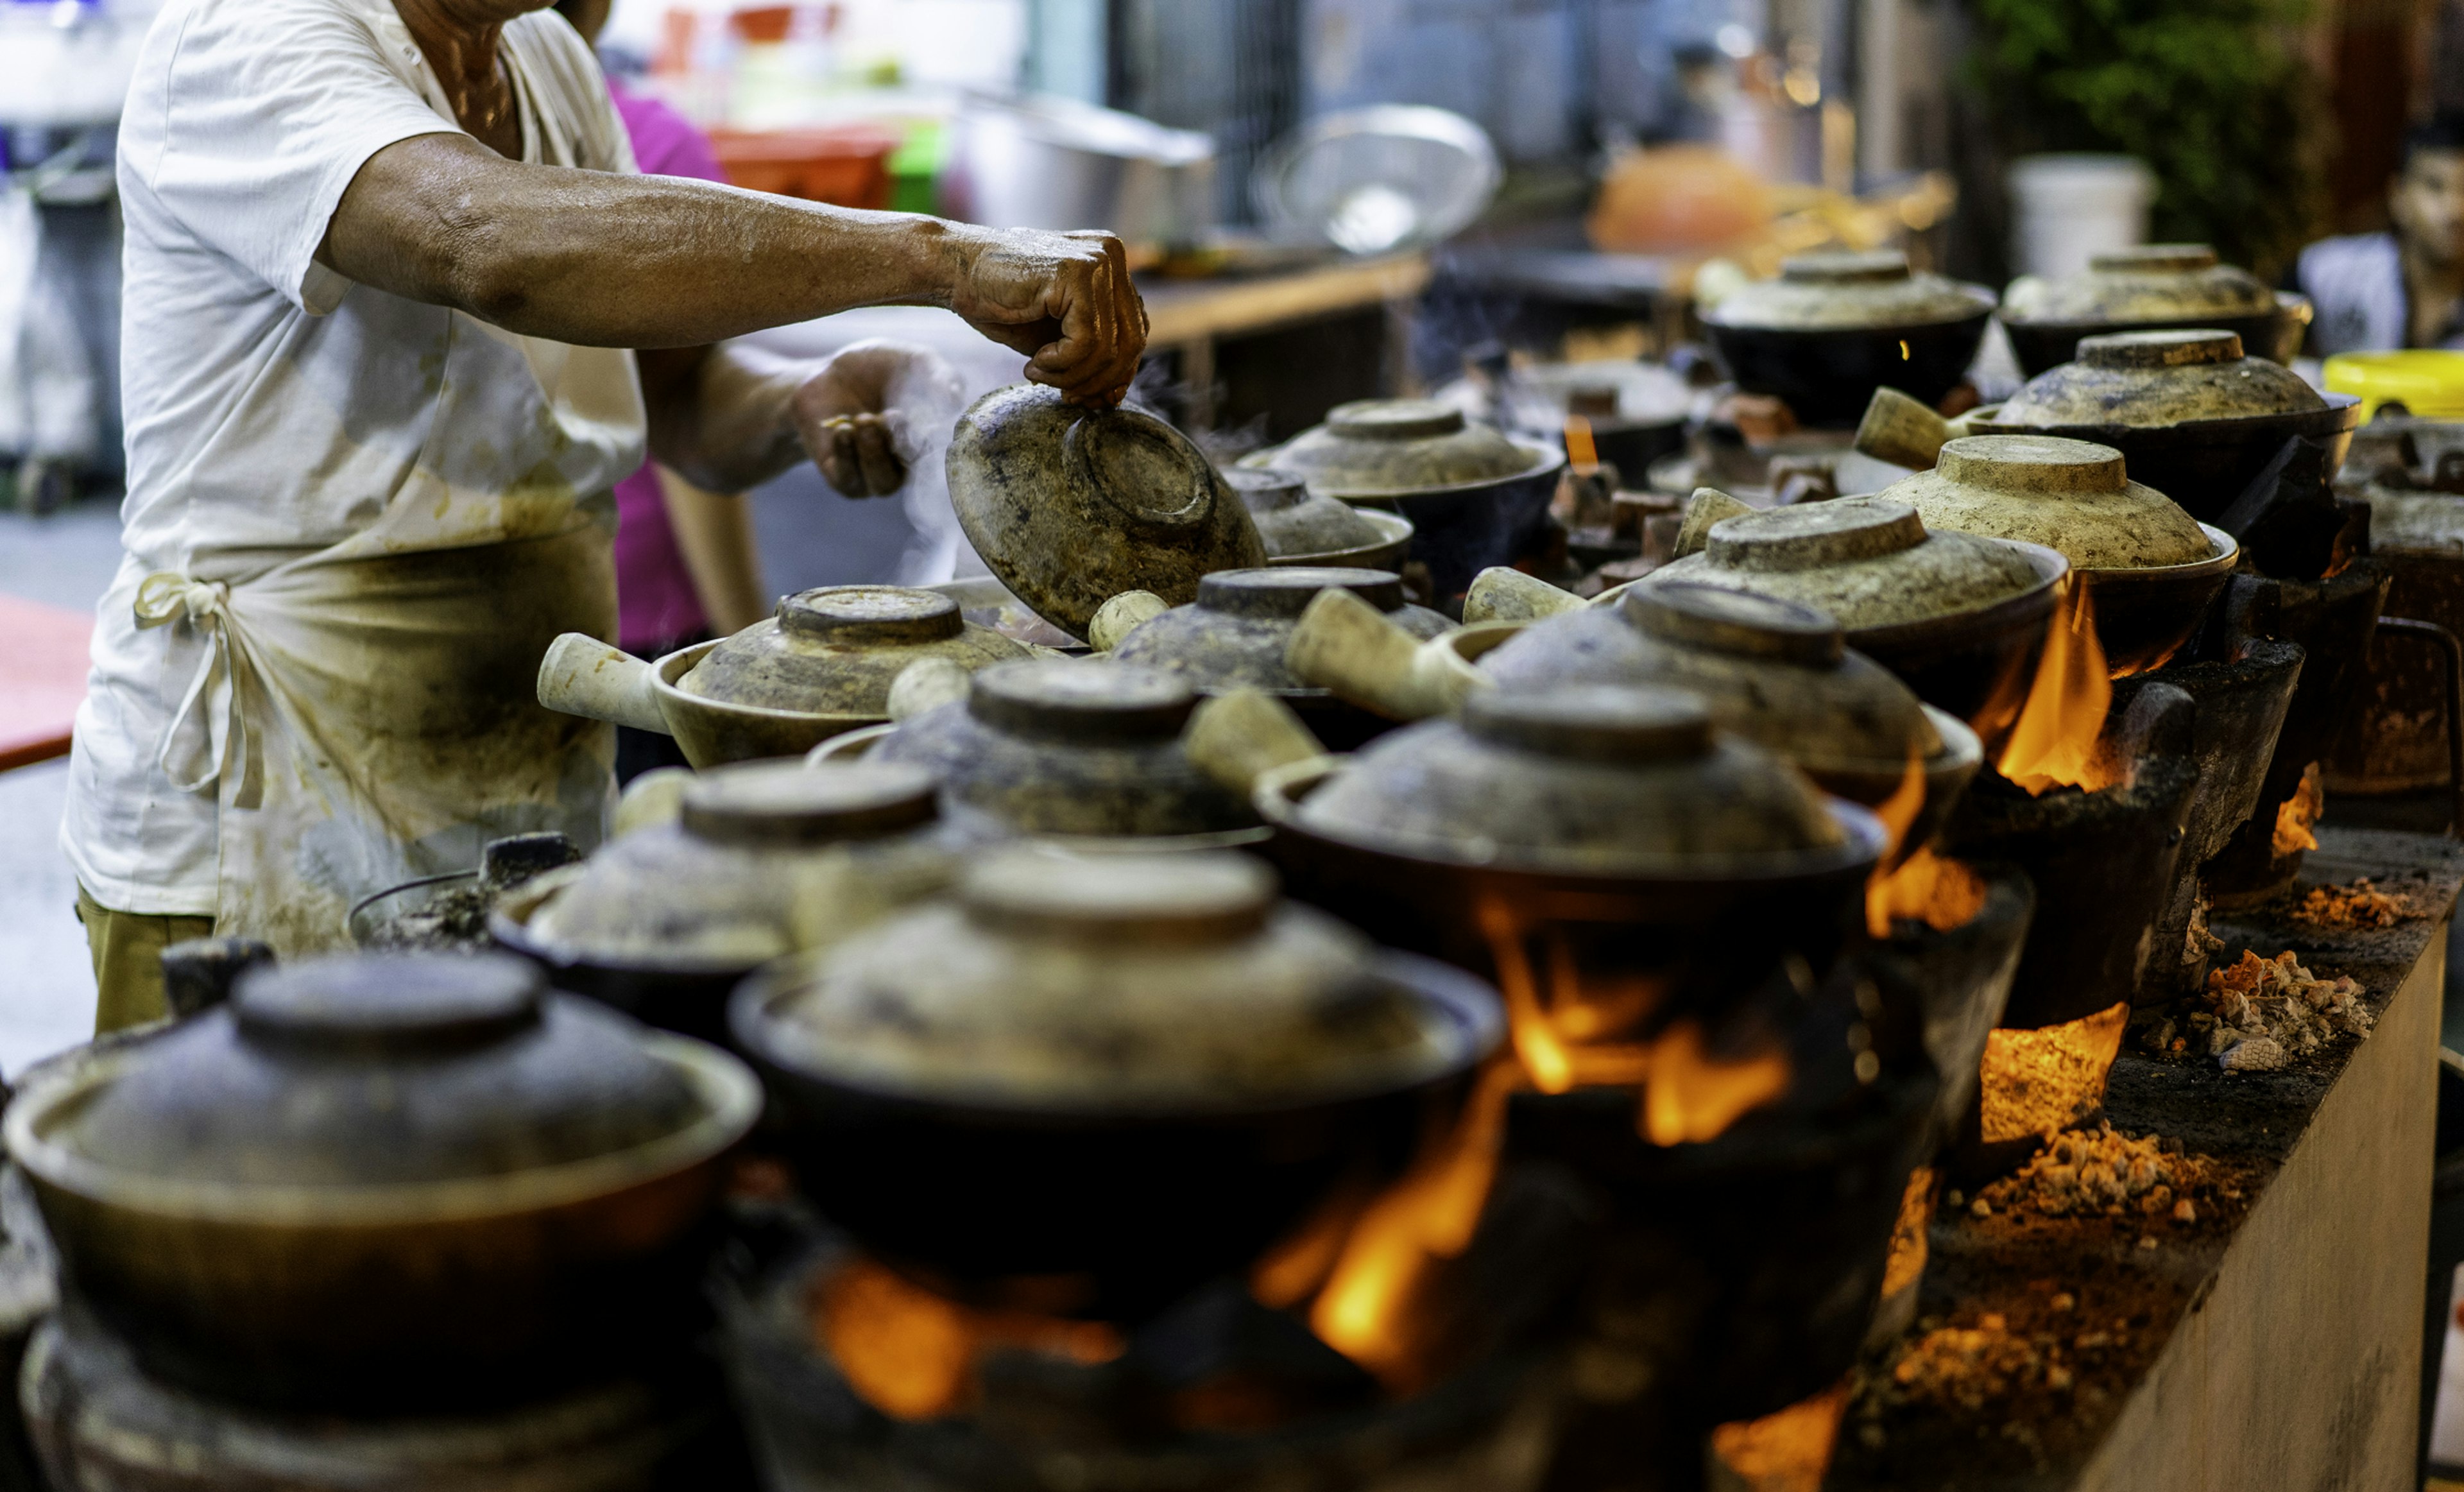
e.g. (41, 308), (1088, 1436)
(320, 132), (1143, 404)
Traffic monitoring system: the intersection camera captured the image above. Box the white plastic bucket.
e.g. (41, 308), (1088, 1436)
(2007, 154), (2156, 281)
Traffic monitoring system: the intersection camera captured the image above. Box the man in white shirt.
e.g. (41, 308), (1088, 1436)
(66, 0), (1146, 1025)
(2296, 116), (2464, 357)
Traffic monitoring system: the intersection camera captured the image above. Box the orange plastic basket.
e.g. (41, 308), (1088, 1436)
(708, 126), (898, 210)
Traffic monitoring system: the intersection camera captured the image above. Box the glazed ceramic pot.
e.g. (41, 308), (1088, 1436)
(947, 383), (1267, 640)
(1976, 329), (2362, 520)
(1646, 497), (2067, 740)
(1224, 467), (1415, 570)
(1702, 252), (1998, 427)
(1254, 685), (1887, 1033)
(1478, 583), (1981, 859)
(1998, 244), (2314, 375)
(1111, 567), (1450, 748)
(6, 953), (760, 1413)
(871, 657), (1260, 843)
(490, 762), (971, 1045)
(536, 586), (1036, 766)
(1244, 399), (1566, 610)
(1876, 434), (2236, 674)
(730, 848), (1502, 1319)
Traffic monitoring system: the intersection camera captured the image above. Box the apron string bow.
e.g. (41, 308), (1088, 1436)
(133, 570), (268, 810)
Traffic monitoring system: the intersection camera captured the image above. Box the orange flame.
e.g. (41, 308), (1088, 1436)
(812, 1258), (1123, 1420)
(1866, 848), (1989, 939)
(1978, 1001), (2130, 1145)
(1995, 580), (2114, 796)
(1708, 1380), (1852, 1492)
(1880, 1165), (1938, 1301)
(1564, 415), (1599, 472)
(2272, 762), (2323, 857)
(1869, 748), (1928, 862)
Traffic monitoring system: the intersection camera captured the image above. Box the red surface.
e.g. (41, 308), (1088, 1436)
(0, 595), (90, 773)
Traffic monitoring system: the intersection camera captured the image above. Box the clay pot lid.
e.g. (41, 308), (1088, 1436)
(1623, 583), (1845, 665)
(1113, 568), (1450, 694)
(680, 760), (939, 846)
(947, 384), (1267, 640)
(49, 953), (705, 1187)
(1224, 466), (1390, 556)
(1648, 497), (2048, 631)
(2001, 243), (2277, 325)
(1879, 434), (2213, 570)
(1251, 397), (1554, 497)
(744, 847), (1466, 1111)
(1293, 683), (1852, 873)
(679, 585), (1030, 717)
(1704, 250), (1993, 331)
(1993, 328), (2328, 429)
(968, 657), (1199, 743)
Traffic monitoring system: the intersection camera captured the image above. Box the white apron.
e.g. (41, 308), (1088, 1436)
(118, 30), (635, 955)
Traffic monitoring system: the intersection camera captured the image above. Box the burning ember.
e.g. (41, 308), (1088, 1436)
(2271, 763), (2325, 857)
(1707, 1381), (1851, 1492)
(812, 1258), (1123, 1420)
(1974, 1122), (2215, 1225)
(1995, 582), (2116, 796)
(1976, 1002), (2129, 1145)
(2136, 949), (2372, 1072)
(1867, 848), (1988, 939)
(2291, 877), (2413, 929)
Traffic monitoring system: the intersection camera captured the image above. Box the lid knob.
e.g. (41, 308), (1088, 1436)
(1706, 497), (1929, 573)
(1935, 434), (2128, 495)
(961, 847), (1274, 943)
(2089, 244), (2218, 273)
(682, 760), (940, 846)
(1462, 685), (1715, 764)
(1324, 399), (1467, 442)
(234, 953), (543, 1049)
(968, 658), (1198, 743)
(1779, 250), (1912, 285)
(1623, 583), (1845, 667)
(1196, 567), (1405, 621)
(1066, 410), (1218, 529)
(2076, 328), (2243, 369)
(780, 586), (964, 644)
(1222, 467), (1311, 514)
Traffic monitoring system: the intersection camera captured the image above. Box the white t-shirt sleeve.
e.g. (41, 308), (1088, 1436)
(136, 0), (463, 316)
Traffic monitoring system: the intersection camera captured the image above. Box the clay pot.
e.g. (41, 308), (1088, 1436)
(922, 576), (1087, 651)
(1111, 567), (1450, 748)
(535, 587), (1034, 767)
(1476, 584), (1982, 859)
(871, 657), (1260, 842)
(947, 384), (1268, 640)
(6, 953), (760, 1413)
(730, 848), (1502, 1319)
(1501, 359), (1692, 475)
(1224, 467), (1414, 570)
(1974, 330), (2363, 522)
(490, 762), (971, 1045)
(1998, 244), (2314, 375)
(1243, 399), (1566, 610)
(1645, 497), (2066, 738)
(1702, 252), (1997, 426)
(1876, 434), (2236, 674)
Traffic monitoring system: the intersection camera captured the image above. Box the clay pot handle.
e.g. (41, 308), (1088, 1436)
(1088, 591), (1169, 651)
(887, 657), (973, 721)
(536, 633), (666, 734)
(1855, 387), (1954, 470)
(1183, 690), (1330, 796)
(1671, 487), (1754, 560)
(1463, 567), (1584, 624)
(613, 766), (692, 838)
(1287, 589), (1485, 721)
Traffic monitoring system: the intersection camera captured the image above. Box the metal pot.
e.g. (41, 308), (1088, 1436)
(1223, 467), (1415, 570)
(871, 658), (1261, 843)
(5, 954), (761, 1414)
(1646, 497), (2067, 742)
(1703, 252), (1997, 427)
(730, 848), (1503, 1320)
(490, 762), (970, 1046)
(942, 94), (1215, 249)
(1244, 400), (1566, 612)
(1999, 244), (2314, 374)
(536, 587), (1035, 767)
(1877, 434), (2237, 674)
(1977, 330), (2363, 522)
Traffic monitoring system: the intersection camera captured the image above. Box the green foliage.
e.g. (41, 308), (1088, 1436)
(1967, 0), (2331, 281)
